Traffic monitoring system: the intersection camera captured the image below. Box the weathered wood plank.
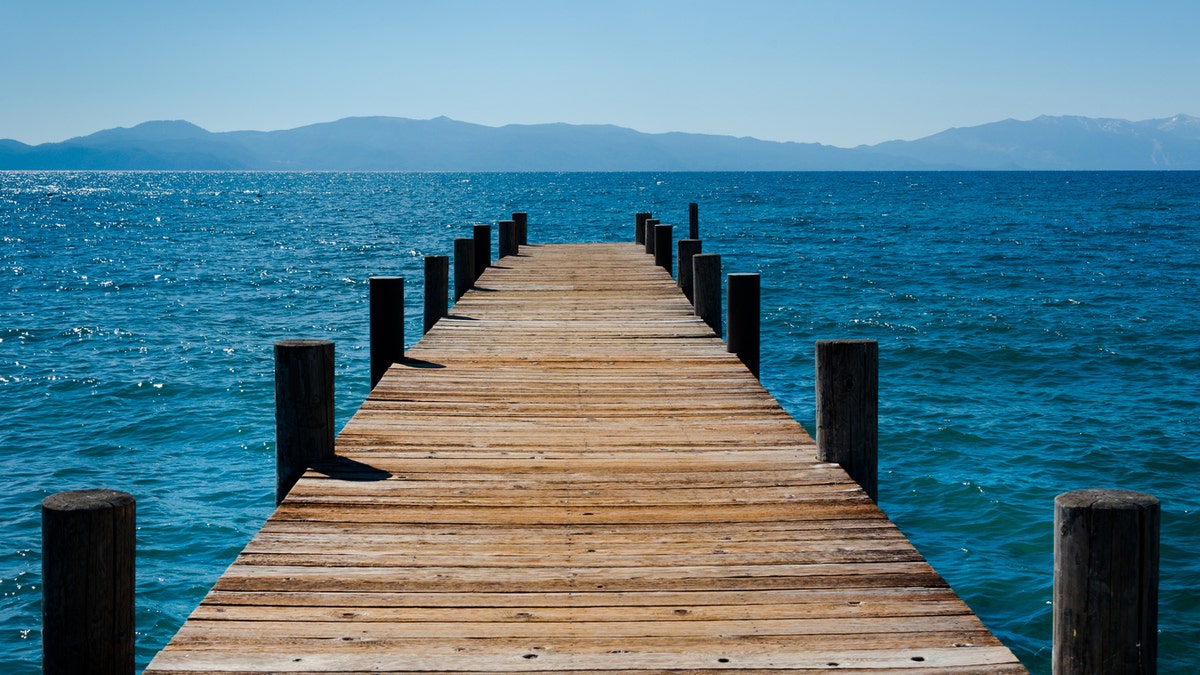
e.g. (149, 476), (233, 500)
(151, 633), (1010, 657)
(148, 646), (1025, 673)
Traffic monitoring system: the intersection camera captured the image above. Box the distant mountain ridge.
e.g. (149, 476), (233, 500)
(872, 114), (1200, 170)
(2, 114), (1198, 171)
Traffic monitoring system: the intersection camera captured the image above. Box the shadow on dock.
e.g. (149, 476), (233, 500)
(309, 456), (392, 481)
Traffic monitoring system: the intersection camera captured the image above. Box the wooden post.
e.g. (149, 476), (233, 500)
(726, 273), (760, 378)
(41, 489), (135, 675)
(635, 212), (650, 245)
(454, 237), (474, 301)
(654, 223), (674, 275)
(815, 339), (878, 502)
(498, 219), (518, 258)
(688, 202), (699, 239)
(1054, 489), (1160, 675)
(512, 212), (528, 245)
(274, 339), (335, 504)
(692, 253), (722, 338)
(678, 239), (701, 304)
(644, 218), (659, 255)
(423, 255), (448, 334)
(473, 223), (491, 281)
(369, 276), (404, 389)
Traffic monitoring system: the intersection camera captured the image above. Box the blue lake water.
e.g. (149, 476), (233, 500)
(2, 171), (1197, 673)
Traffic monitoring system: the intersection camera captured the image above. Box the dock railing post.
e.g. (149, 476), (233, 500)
(369, 276), (404, 389)
(424, 255), (448, 334)
(635, 212), (650, 245)
(42, 489), (135, 675)
(692, 253), (722, 337)
(678, 239), (701, 304)
(644, 218), (659, 255)
(1054, 489), (1159, 675)
(815, 339), (878, 502)
(498, 219), (518, 258)
(454, 238), (474, 301)
(654, 223), (674, 275)
(473, 224), (491, 281)
(513, 212), (528, 246)
(726, 273), (760, 378)
(274, 339), (335, 505)
(688, 201), (699, 239)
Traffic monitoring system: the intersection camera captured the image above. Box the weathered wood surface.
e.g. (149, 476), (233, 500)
(42, 489), (136, 675)
(146, 243), (1024, 674)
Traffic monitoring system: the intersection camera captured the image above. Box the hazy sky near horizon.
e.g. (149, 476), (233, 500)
(4, 0), (1197, 147)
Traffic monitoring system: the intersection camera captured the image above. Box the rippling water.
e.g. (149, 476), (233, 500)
(2, 171), (1197, 673)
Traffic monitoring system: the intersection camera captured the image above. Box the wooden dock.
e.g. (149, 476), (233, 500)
(146, 242), (1025, 674)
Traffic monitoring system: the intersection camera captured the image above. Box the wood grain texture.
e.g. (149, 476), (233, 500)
(42, 489), (136, 675)
(1053, 489), (1159, 674)
(275, 340), (335, 505)
(146, 243), (1024, 674)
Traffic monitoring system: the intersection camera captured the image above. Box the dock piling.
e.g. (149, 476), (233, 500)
(644, 219), (659, 255)
(692, 253), (722, 337)
(498, 220), (518, 258)
(424, 255), (448, 334)
(369, 277), (404, 389)
(635, 212), (650, 245)
(688, 202), (699, 239)
(454, 238), (474, 301)
(42, 489), (135, 675)
(726, 273), (760, 378)
(473, 224), (491, 281)
(654, 224), (674, 275)
(678, 239), (701, 303)
(274, 339), (335, 505)
(513, 212), (528, 246)
(1054, 489), (1159, 675)
(815, 339), (878, 502)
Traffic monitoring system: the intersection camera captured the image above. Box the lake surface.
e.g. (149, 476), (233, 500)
(2, 171), (1197, 673)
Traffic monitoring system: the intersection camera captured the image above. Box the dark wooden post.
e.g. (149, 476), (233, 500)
(473, 224), (491, 281)
(692, 253), (722, 338)
(512, 212), (528, 245)
(644, 218), (659, 255)
(654, 224), (674, 275)
(498, 219), (518, 258)
(726, 273), (760, 378)
(688, 202), (699, 239)
(815, 339), (878, 502)
(423, 255), (448, 334)
(635, 212), (651, 245)
(274, 339), (335, 505)
(678, 239), (701, 303)
(369, 276), (404, 389)
(1054, 489), (1160, 675)
(42, 489), (135, 675)
(454, 238), (474, 301)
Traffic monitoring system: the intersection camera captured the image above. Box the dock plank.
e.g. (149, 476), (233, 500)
(146, 242), (1025, 673)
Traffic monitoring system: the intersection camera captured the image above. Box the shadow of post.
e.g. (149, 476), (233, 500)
(309, 456), (393, 481)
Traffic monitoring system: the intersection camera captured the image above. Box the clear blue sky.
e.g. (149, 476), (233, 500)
(3, 0), (1197, 147)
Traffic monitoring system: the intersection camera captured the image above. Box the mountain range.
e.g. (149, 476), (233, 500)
(2, 114), (1199, 171)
